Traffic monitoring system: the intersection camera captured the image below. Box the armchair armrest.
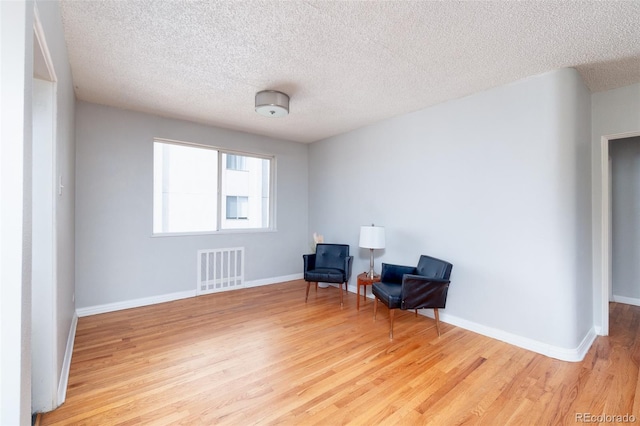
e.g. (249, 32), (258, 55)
(400, 274), (451, 310)
(344, 256), (354, 282)
(303, 253), (316, 272)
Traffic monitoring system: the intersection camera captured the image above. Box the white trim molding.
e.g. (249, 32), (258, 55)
(597, 131), (640, 337)
(57, 312), (78, 405)
(364, 295), (597, 362)
(612, 295), (640, 307)
(245, 273), (303, 288)
(76, 277), (597, 362)
(76, 290), (196, 317)
(33, 2), (57, 82)
(422, 310), (597, 362)
(76, 274), (304, 317)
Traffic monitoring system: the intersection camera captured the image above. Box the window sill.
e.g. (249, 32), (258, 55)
(151, 228), (276, 238)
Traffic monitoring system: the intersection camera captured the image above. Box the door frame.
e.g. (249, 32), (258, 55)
(598, 131), (640, 336)
(31, 3), (59, 412)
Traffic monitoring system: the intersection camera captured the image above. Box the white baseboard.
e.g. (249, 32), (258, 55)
(75, 277), (596, 362)
(57, 312), (78, 405)
(76, 274), (304, 317)
(76, 290), (196, 317)
(354, 289), (597, 362)
(245, 273), (303, 288)
(612, 294), (640, 307)
(420, 310), (596, 362)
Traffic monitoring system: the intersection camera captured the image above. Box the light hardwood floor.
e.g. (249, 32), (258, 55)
(41, 280), (640, 425)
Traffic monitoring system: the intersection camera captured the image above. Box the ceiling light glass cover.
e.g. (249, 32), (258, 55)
(255, 90), (289, 117)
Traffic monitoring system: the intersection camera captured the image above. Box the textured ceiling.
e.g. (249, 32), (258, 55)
(59, 1), (640, 143)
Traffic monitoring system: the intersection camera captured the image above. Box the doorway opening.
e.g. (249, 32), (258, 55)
(598, 131), (640, 336)
(609, 136), (640, 306)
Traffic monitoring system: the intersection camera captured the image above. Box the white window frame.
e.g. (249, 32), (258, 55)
(153, 138), (276, 236)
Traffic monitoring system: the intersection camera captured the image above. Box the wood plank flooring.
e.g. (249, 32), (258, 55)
(41, 280), (640, 425)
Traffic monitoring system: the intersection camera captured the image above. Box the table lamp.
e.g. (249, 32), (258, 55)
(359, 224), (385, 279)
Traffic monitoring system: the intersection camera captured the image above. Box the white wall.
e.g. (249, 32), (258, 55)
(0, 1), (76, 418)
(75, 102), (309, 309)
(30, 0), (77, 412)
(610, 137), (640, 302)
(592, 83), (640, 332)
(31, 76), (56, 412)
(1, 1), (33, 424)
(309, 68), (593, 359)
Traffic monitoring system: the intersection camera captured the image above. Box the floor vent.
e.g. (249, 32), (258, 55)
(197, 247), (245, 295)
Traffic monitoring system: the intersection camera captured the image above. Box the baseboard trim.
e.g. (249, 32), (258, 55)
(76, 274), (304, 317)
(76, 290), (196, 317)
(612, 295), (640, 307)
(75, 277), (596, 362)
(424, 310), (596, 362)
(354, 288), (596, 362)
(57, 312), (78, 405)
(245, 273), (303, 288)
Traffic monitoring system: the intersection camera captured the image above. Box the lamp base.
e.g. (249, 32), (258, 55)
(368, 248), (377, 279)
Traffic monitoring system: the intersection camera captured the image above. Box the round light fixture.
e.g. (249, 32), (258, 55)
(255, 90), (289, 117)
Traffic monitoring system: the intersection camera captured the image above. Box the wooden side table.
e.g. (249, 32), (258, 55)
(356, 272), (380, 310)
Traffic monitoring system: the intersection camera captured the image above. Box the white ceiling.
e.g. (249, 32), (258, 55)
(59, 1), (640, 144)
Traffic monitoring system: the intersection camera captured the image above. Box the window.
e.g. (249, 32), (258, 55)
(226, 196), (248, 219)
(153, 140), (272, 234)
(226, 154), (247, 171)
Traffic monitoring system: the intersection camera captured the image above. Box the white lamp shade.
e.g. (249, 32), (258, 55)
(359, 226), (385, 249)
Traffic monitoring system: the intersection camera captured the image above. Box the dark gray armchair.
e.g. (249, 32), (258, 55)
(303, 243), (353, 307)
(373, 255), (453, 338)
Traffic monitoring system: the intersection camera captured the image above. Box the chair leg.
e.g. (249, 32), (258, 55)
(434, 308), (441, 336)
(305, 282), (311, 302)
(339, 282), (344, 307)
(389, 309), (395, 339)
(415, 309), (418, 317)
(373, 297), (378, 320)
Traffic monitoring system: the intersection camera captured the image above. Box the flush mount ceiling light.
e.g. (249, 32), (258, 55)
(255, 90), (289, 117)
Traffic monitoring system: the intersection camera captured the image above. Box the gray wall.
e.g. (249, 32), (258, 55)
(75, 102), (309, 308)
(309, 68), (593, 353)
(610, 136), (640, 301)
(591, 82), (640, 331)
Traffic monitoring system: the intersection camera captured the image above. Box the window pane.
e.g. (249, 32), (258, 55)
(225, 196), (249, 219)
(226, 196), (237, 219)
(221, 153), (270, 230)
(238, 196), (248, 219)
(153, 142), (218, 233)
(226, 154), (247, 171)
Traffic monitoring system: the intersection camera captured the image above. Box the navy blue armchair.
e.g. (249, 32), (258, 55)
(373, 255), (453, 338)
(303, 243), (353, 307)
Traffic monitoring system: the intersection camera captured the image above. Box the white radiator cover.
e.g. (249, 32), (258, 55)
(197, 247), (245, 295)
